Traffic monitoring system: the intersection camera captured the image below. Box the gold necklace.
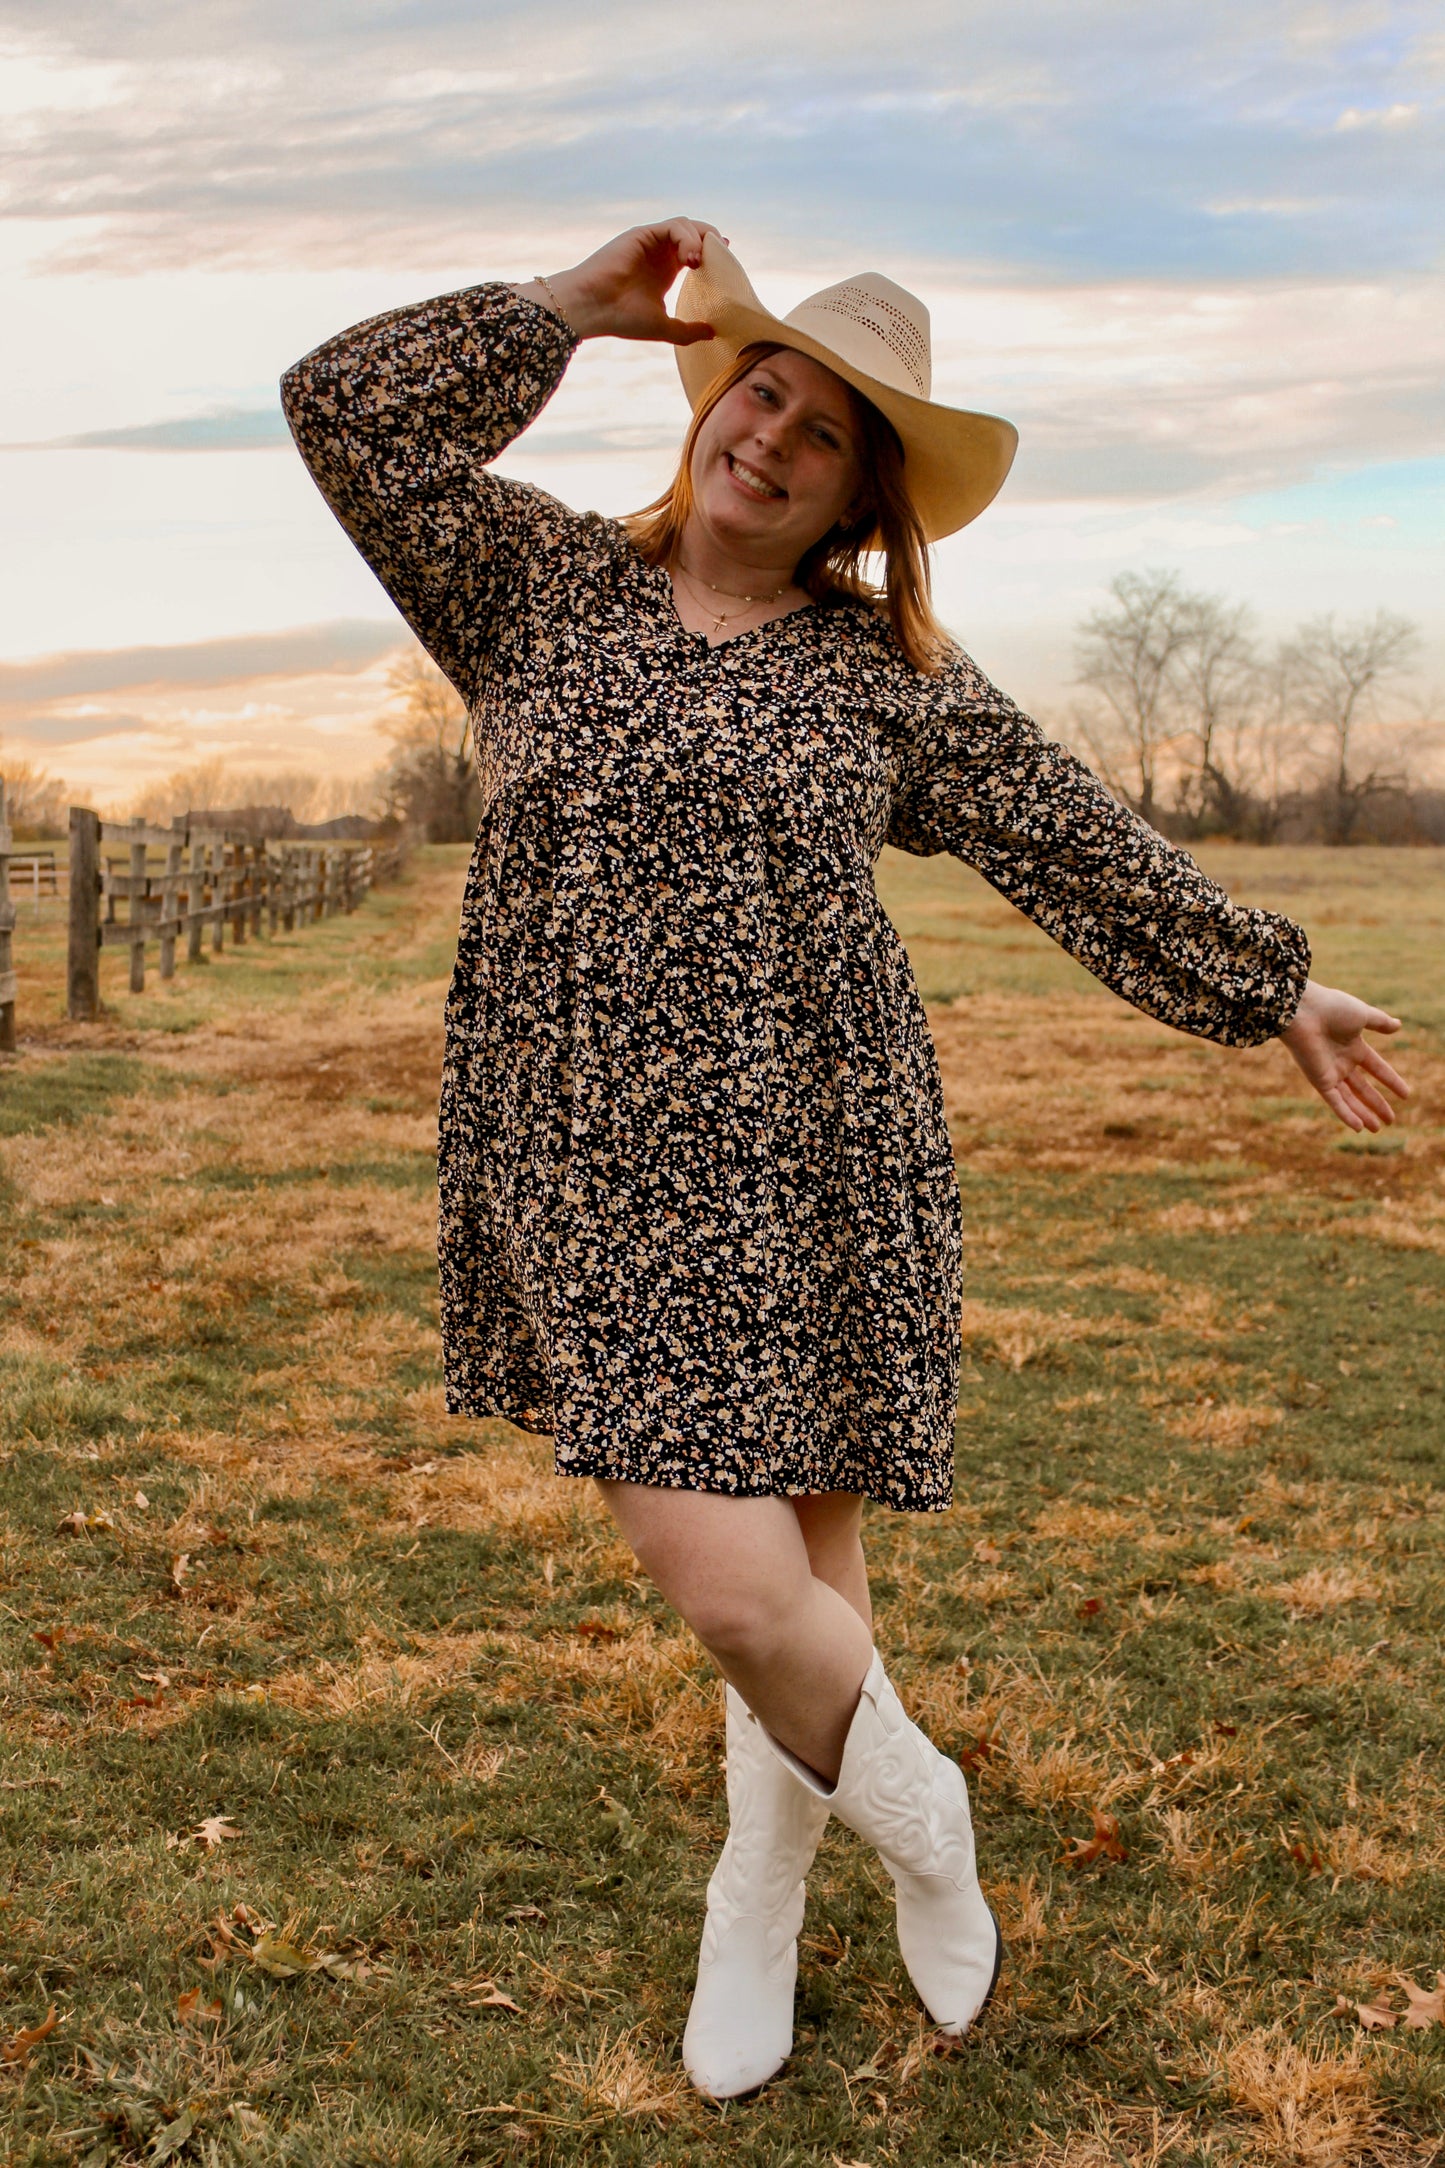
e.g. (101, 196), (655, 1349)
(672, 560), (792, 636)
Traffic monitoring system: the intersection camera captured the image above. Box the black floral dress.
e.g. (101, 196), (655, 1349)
(281, 285), (1310, 1512)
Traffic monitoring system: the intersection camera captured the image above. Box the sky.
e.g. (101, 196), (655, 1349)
(1, 0), (1442, 808)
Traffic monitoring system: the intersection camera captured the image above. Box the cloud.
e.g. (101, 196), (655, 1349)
(5, 709), (153, 745)
(0, 620), (402, 707)
(3, 1), (1442, 280)
(12, 405), (291, 451)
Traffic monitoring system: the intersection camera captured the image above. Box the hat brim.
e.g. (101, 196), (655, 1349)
(673, 237), (1017, 545)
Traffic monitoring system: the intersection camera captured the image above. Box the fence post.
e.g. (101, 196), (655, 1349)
(187, 836), (205, 963)
(67, 806), (101, 1020)
(159, 832), (183, 980)
(126, 831), (148, 993)
(211, 843), (225, 954)
(0, 777), (15, 1053)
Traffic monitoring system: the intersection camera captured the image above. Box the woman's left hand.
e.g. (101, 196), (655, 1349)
(1279, 979), (1409, 1132)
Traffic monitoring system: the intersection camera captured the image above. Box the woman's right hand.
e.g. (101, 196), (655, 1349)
(517, 220), (724, 345)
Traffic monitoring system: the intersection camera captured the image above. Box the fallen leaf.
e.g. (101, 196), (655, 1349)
(973, 1540), (1003, 1565)
(57, 1509), (113, 1536)
(957, 1728), (998, 1777)
(0, 2007), (58, 2065)
(177, 1988), (223, 2027)
(475, 1985), (522, 2012)
(133, 1491), (149, 1509)
(1287, 1839), (1323, 1876)
(197, 1912), (246, 1966)
(1334, 1993), (1397, 2030)
(169, 1553), (190, 1595)
(1076, 1596), (1104, 1619)
(1061, 1809), (1128, 1869)
(33, 1626), (76, 1651)
(313, 1950), (386, 1983)
(506, 1904), (547, 1923)
(249, 1933), (318, 1979)
(1396, 1975), (1445, 2030)
(192, 1815), (241, 1851)
(575, 1619), (621, 1640)
(1212, 1721), (1239, 1737)
(136, 1670), (171, 1689)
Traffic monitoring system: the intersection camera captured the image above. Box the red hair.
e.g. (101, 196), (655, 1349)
(624, 343), (952, 676)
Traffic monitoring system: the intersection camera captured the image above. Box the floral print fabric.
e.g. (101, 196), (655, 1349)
(282, 285), (1310, 1512)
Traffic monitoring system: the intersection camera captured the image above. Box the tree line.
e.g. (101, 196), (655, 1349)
(377, 576), (1441, 850)
(5, 577), (1437, 848)
(1070, 570), (1439, 845)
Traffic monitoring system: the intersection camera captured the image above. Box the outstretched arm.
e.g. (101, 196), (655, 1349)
(886, 652), (1311, 1049)
(1280, 981), (1408, 1133)
(885, 650), (1412, 1130)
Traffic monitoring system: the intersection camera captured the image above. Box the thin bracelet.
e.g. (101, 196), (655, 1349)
(532, 273), (572, 330)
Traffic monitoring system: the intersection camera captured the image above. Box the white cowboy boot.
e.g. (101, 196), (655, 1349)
(767, 1652), (1001, 2035)
(682, 1684), (831, 2099)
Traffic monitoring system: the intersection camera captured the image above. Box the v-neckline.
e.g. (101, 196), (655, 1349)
(639, 551), (817, 654)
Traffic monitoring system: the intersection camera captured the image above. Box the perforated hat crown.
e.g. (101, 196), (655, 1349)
(782, 274), (933, 401)
(674, 235), (1016, 543)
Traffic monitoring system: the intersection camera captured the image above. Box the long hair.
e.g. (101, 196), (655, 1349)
(624, 343), (953, 676)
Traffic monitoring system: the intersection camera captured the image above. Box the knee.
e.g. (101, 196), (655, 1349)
(680, 1577), (798, 1670)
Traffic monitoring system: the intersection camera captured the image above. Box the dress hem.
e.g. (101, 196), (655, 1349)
(443, 1390), (951, 1513)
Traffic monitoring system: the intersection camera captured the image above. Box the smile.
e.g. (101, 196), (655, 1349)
(725, 453), (786, 501)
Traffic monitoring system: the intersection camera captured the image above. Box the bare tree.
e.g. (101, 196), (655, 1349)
(1171, 593), (1263, 834)
(1073, 570), (1194, 822)
(1281, 610), (1421, 843)
(124, 760), (369, 829)
(0, 755), (70, 838)
(376, 647), (478, 842)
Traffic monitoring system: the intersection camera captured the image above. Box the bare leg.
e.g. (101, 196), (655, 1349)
(790, 1490), (870, 1630)
(596, 1482), (872, 1784)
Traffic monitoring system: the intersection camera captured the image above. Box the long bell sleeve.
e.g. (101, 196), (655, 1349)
(280, 284), (579, 701)
(885, 648), (1310, 1047)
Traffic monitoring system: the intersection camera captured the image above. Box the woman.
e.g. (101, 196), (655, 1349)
(281, 218), (1407, 2099)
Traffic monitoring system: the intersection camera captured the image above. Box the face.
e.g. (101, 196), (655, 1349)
(686, 348), (866, 574)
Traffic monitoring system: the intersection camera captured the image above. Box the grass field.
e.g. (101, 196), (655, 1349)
(1, 842), (1443, 2167)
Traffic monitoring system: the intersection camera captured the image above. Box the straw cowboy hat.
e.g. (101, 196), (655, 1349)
(673, 234), (1018, 544)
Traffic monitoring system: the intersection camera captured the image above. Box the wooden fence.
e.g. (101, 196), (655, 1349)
(63, 810), (408, 1023)
(0, 779), (15, 1053)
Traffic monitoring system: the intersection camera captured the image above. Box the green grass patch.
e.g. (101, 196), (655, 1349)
(1, 845), (1443, 2164)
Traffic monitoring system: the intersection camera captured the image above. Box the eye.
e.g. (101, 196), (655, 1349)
(752, 381), (778, 404)
(811, 425), (840, 449)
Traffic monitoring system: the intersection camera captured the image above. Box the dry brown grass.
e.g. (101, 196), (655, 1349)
(1223, 2027), (1379, 2166)
(555, 2026), (692, 2122)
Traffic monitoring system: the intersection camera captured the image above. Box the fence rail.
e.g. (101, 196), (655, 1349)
(0, 785), (407, 1041)
(64, 809), (408, 1021)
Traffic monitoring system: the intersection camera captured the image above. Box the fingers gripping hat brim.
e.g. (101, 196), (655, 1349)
(673, 237), (1018, 545)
